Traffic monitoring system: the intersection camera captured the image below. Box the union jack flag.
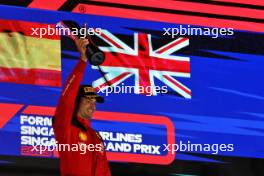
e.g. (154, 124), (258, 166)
(92, 30), (191, 99)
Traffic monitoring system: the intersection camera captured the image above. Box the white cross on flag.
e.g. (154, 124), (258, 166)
(92, 30), (191, 99)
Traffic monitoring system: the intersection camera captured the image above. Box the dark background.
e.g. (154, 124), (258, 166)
(1, 155), (264, 176)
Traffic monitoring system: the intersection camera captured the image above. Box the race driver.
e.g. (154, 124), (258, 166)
(52, 37), (111, 176)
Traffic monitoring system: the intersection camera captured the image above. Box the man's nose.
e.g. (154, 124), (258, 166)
(91, 101), (96, 107)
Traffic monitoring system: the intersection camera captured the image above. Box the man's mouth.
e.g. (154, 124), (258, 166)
(88, 108), (95, 113)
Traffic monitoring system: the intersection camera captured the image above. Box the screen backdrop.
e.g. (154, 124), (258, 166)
(0, 0), (263, 168)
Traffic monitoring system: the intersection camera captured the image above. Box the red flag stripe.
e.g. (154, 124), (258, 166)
(95, 72), (131, 90)
(0, 19), (60, 40)
(0, 67), (62, 87)
(100, 32), (123, 49)
(102, 53), (190, 73)
(163, 75), (191, 96)
(156, 38), (189, 54)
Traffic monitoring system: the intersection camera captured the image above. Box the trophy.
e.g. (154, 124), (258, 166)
(56, 20), (105, 66)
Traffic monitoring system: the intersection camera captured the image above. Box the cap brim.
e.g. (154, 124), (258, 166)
(84, 95), (104, 103)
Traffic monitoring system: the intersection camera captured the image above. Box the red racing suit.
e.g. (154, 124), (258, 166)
(52, 59), (111, 176)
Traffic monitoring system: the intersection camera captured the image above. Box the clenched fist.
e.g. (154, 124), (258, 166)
(74, 38), (89, 62)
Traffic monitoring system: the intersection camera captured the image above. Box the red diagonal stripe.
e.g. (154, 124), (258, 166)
(213, 0), (264, 6)
(73, 4), (264, 32)
(28, 0), (67, 10)
(0, 103), (24, 129)
(91, 0), (264, 20)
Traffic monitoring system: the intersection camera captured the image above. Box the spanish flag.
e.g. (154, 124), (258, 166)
(0, 19), (61, 87)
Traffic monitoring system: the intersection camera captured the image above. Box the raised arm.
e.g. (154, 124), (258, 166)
(53, 37), (89, 140)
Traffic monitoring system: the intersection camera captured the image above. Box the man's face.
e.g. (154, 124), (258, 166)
(78, 97), (96, 119)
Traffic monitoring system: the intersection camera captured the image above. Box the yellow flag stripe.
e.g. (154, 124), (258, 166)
(0, 32), (61, 71)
